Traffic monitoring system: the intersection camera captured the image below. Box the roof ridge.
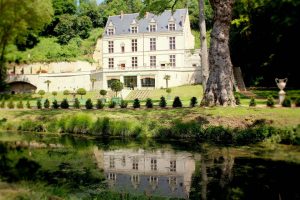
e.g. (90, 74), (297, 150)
(107, 8), (187, 18)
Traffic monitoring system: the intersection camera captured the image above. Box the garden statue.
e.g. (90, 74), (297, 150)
(275, 78), (288, 105)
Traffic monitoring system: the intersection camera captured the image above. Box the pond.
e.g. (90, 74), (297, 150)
(0, 132), (300, 200)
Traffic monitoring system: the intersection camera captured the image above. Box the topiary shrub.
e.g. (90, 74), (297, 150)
(96, 99), (105, 109)
(295, 98), (300, 107)
(266, 95), (275, 107)
(108, 101), (116, 108)
(159, 96), (167, 108)
(235, 94), (241, 105)
(37, 90), (45, 98)
(133, 98), (140, 109)
(26, 100), (31, 109)
(44, 99), (50, 109)
(17, 101), (24, 109)
(190, 97), (198, 107)
(60, 99), (69, 109)
(145, 98), (153, 108)
(120, 100), (128, 108)
(52, 100), (59, 109)
(0, 100), (5, 108)
(173, 96), (183, 108)
(166, 88), (172, 94)
(282, 97), (292, 107)
(73, 98), (80, 109)
(249, 97), (256, 107)
(7, 100), (15, 109)
(37, 99), (42, 109)
(63, 90), (70, 96)
(85, 98), (93, 109)
(100, 89), (107, 97)
(77, 88), (87, 99)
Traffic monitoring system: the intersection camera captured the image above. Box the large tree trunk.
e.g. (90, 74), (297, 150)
(202, 0), (235, 106)
(199, 0), (209, 93)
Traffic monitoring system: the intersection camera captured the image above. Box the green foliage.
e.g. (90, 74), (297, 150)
(120, 100), (128, 109)
(172, 97), (183, 108)
(96, 99), (105, 109)
(166, 88), (172, 94)
(60, 99), (69, 109)
(37, 90), (45, 97)
(249, 97), (256, 107)
(100, 89), (107, 97)
(52, 99), (59, 109)
(63, 90), (70, 96)
(85, 98), (93, 109)
(18, 120), (45, 132)
(44, 99), (50, 109)
(108, 101), (116, 109)
(0, 100), (5, 108)
(235, 93), (241, 105)
(295, 98), (300, 107)
(77, 88), (87, 99)
(190, 97), (198, 107)
(37, 99), (42, 109)
(16, 101), (24, 109)
(282, 97), (292, 107)
(52, 91), (58, 97)
(266, 96), (275, 107)
(145, 98), (153, 108)
(110, 80), (123, 97)
(133, 98), (140, 109)
(73, 98), (80, 109)
(26, 100), (31, 109)
(60, 114), (92, 134)
(159, 96), (167, 108)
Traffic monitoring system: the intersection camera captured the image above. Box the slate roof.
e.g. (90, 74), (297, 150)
(104, 9), (188, 36)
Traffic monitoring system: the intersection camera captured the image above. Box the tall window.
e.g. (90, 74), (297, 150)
(169, 37), (176, 50)
(150, 38), (156, 51)
(109, 156), (115, 168)
(151, 158), (157, 171)
(150, 56), (156, 68)
(170, 55), (176, 67)
(132, 39), (137, 52)
(150, 24), (156, 32)
(131, 26), (138, 33)
(108, 58), (114, 69)
(132, 57), (138, 68)
(170, 160), (176, 172)
(108, 28), (114, 35)
(169, 23), (175, 31)
(132, 157), (138, 170)
(108, 41), (114, 53)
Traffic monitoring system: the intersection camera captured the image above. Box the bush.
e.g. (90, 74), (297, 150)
(62, 114), (92, 134)
(266, 96), (275, 107)
(133, 98), (140, 108)
(73, 98), (80, 109)
(166, 88), (172, 94)
(235, 94), (241, 105)
(0, 100), (5, 108)
(44, 99), (50, 109)
(63, 90), (70, 96)
(85, 98), (93, 109)
(108, 101), (116, 108)
(52, 91), (58, 97)
(16, 101), (24, 109)
(145, 98), (153, 108)
(26, 100), (31, 109)
(159, 96), (167, 108)
(173, 97), (182, 108)
(60, 99), (69, 109)
(77, 88), (87, 99)
(96, 99), (105, 109)
(100, 89), (107, 97)
(295, 98), (300, 107)
(282, 97), (292, 107)
(190, 97), (198, 107)
(37, 99), (42, 109)
(52, 100), (59, 109)
(7, 100), (15, 109)
(37, 90), (45, 98)
(249, 97), (256, 107)
(120, 100), (128, 108)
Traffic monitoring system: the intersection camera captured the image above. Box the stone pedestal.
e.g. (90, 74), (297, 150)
(279, 90), (286, 105)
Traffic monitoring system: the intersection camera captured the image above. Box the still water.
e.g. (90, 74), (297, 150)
(0, 132), (300, 200)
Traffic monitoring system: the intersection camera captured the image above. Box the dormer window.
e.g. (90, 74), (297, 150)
(131, 26), (138, 34)
(107, 21), (115, 35)
(149, 18), (157, 32)
(169, 23), (175, 31)
(108, 28), (114, 35)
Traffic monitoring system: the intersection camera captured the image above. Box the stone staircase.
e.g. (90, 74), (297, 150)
(125, 90), (152, 100)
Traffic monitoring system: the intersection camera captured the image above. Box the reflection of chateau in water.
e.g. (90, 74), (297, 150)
(94, 148), (195, 199)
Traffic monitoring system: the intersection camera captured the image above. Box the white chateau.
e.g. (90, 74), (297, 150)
(6, 9), (201, 93)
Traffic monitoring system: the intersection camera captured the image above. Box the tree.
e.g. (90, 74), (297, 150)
(45, 80), (51, 92)
(164, 75), (171, 89)
(100, 89), (107, 97)
(63, 90), (70, 97)
(90, 78), (97, 91)
(110, 80), (123, 97)
(52, 91), (58, 99)
(37, 90), (45, 98)
(0, 0), (53, 91)
(77, 88), (87, 99)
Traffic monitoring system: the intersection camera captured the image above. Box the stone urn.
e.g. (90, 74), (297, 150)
(275, 78), (288, 104)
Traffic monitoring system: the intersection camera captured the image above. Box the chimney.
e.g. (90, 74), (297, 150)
(120, 10), (124, 20)
(145, 12), (149, 19)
